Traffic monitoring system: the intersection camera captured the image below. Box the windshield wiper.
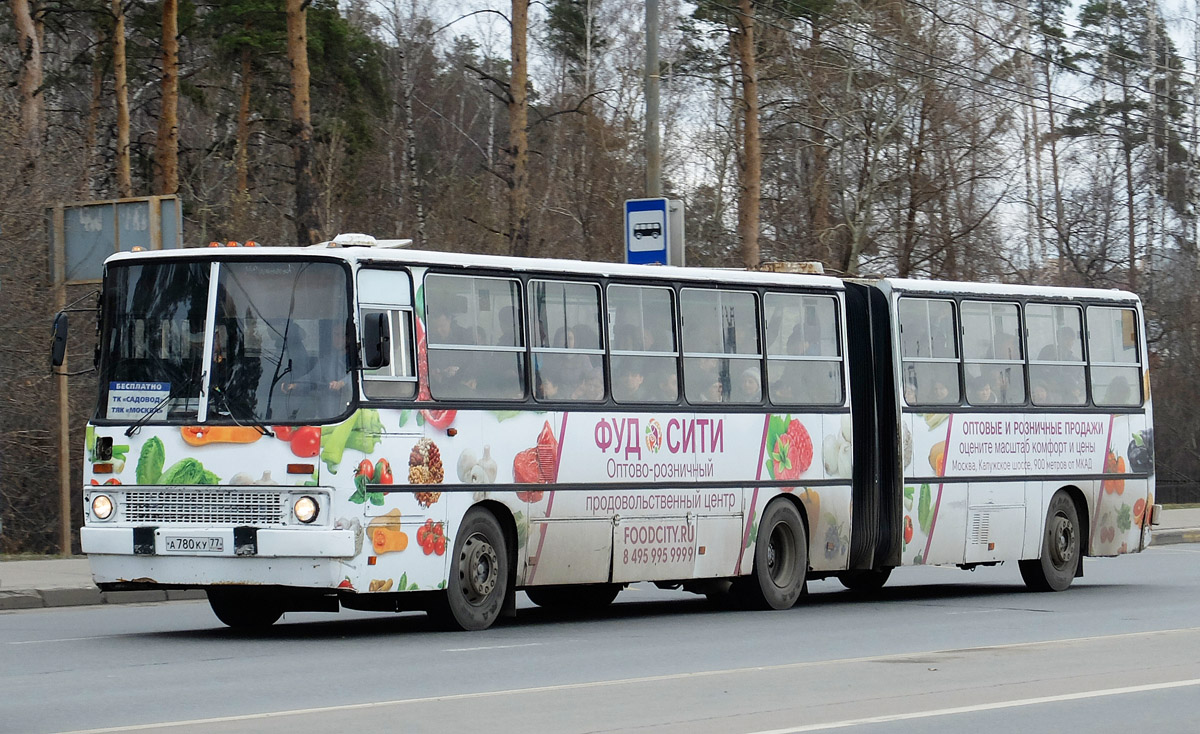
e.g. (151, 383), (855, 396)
(124, 371), (200, 437)
(209, 385), (273, 437)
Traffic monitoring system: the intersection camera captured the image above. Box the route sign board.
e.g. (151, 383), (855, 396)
(625, 197), (669, 265)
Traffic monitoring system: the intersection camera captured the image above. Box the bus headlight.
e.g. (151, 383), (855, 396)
(91, 495), (115, 521)
(294, 496), (319, 524)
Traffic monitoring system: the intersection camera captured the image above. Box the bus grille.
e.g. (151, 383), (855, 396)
(123, 490), (287, 526)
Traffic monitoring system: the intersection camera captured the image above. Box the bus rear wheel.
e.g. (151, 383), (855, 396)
(438, 509), (509, 631)
(742, 501), (808, 610)
(838, 568), (892, 592)
(525, 584), (621, 613)
(207, 587), (283, 629)
(1020, 490), (1080, 592)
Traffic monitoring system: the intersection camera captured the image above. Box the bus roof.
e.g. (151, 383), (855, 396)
(105, 246), (846, 291)
(878, 277), (1141, 304)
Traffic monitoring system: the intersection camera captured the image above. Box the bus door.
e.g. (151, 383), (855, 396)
(961, 300), (1027, 563)
(523, 279), (614, 586)
(525, 410), (616, 586)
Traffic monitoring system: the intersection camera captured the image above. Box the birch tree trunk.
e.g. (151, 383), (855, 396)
(734, 0), (760, 269)
(287, 0), (321, 245)
(153, 0), (179, 195)
(82, 42), (103, 197)
(509, 0), (531, 256)
(113, 0), (133, 197)
(11, 0), (44, 155)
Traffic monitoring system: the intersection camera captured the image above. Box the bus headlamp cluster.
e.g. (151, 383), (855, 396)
(293, 496), (320, 524)
(91, 494), (115, 521)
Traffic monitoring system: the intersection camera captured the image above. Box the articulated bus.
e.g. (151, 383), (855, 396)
(65, 238), (1159, 630)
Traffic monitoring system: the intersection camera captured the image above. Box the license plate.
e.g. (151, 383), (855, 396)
(164, 536), (224, 553)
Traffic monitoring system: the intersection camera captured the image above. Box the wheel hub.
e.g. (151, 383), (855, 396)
(460, 534), (498, 603)
(1050, 515), (1076, 568)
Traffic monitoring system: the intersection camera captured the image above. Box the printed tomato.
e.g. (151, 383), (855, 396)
(375, 458), (394, 485)
(434, 536), (446, 555)
(290, 426), (321, 458)
(903, 516), (914, 544)
(420, 409), (457, 430)
(273, 426), (295, 441)
(357, 459), (375, 481)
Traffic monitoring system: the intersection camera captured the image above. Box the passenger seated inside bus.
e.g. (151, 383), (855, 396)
(967, 376), (996, 404)
(612, 357), (648, 402)
(1104, 375), (1133, 405)
(428, 309), (471, 345)
(733, 367), (762, 402)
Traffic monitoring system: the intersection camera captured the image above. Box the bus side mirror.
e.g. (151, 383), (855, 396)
(51, 312), (69, 367)
(362, 311), (391, 369)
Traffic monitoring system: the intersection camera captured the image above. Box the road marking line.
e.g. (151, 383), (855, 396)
(745, 678), (1200, 733)
(443, 642), (544, 652)
(7, 635), (121, 645)
(52, 626), (1200, 734)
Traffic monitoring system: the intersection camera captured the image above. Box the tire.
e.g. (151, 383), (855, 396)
(742, 500), (808, 610)
(439, 509), (509, 631)
(838, 568), (892, 592)
(525, 584), (621, 613)
(1020, 490), (1080, 592)
(207, 587), (283, 629)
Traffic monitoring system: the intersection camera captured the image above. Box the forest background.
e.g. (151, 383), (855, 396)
(1, 0), (1197, 552)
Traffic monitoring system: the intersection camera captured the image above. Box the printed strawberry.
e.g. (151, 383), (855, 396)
(771, 419), (813, 480)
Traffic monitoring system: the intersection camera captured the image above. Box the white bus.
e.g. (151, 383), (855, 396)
(62, 239), (1159, 630)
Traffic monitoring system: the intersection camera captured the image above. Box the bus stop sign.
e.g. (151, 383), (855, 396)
(625, 198), (668, 265)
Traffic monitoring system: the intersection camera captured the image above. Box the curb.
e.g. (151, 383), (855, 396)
(1151, 528), (1200, 546)
(0, 588), (206, 611)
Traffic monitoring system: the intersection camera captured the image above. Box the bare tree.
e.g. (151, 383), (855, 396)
(154, 0), (180, 194)
(11, 0), (45, 156)
(112, 0), (132, 197)
(732, 0), (761, 268)
(509, 0), (531, 256)
(287, 0), (321, 245)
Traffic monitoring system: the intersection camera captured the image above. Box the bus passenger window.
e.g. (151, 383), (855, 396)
(425, 274), (525, 400)
(899, 298), (960, 405)
(961, 301), (1024, 405)
(764, 293), (843, 406)
(681, 289), (761, 405)
(529, 280), (604, 402)
(608, 284), (679, 403)
(1088, 306), (1141, 407)
(1026, 303), (1085, 406)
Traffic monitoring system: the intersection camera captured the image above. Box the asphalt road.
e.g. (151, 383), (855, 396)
(3, 544), (1199, 734)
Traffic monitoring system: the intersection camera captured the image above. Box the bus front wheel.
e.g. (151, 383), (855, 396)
(1020, 490), (1080, 592)
(207, 587), (283, 629)
(743, 501), (808, 609)
(439, 509), (509, 631)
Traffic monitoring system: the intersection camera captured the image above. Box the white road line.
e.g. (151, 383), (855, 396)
(7, 635), (121, 645)
(52, 626), (1200, 734)
(745, 678), (1200, 733)
(443, 642), (544, 652)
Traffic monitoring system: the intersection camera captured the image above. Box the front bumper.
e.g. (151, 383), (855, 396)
(81, 526), (356, 557)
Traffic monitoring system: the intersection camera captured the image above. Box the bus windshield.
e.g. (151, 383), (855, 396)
(98, 259), (353, 425)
